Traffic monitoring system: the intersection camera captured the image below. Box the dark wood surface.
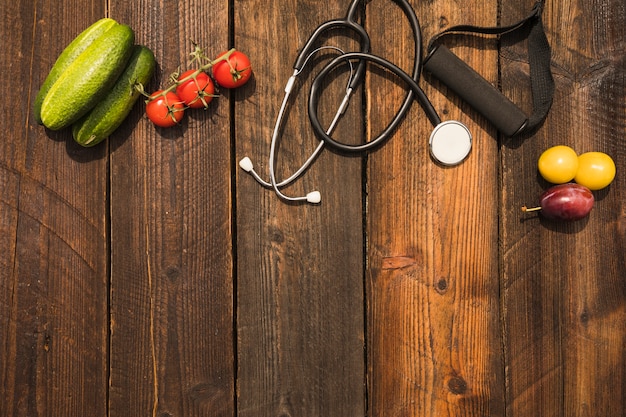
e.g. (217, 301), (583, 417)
(1, 0), (624, 416)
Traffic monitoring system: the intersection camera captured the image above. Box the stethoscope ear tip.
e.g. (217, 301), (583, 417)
(306, 191), (321, 204)
(429, 121), (472, 166)
(239, 156), (254, 172)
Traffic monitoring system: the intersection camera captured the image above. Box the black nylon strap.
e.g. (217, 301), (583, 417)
(525, 10), (554, 130)
(427, 1), (554, 134)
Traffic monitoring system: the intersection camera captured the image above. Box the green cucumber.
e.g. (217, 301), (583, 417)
(40, 23), (135, 130)
(72, 45), (155, 147)
(33, 18), (118, 125)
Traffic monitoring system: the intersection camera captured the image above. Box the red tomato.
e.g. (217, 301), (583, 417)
(212, 50), (252, 88)
(175, 70), (216, 108)
(146, 90), (185, 127)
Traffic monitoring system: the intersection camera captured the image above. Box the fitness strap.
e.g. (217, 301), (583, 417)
(423, 1), (554, 136)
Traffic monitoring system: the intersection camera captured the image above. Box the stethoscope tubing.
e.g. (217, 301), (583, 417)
(293, 22), (370, 90)
(303, 0), (430, 153)
(308, 51), (442, 153)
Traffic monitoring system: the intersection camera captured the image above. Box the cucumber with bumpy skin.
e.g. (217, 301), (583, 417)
(40, 23), (135, 130)
(72, 45), (156, 147)
(33, 18), (117, 125)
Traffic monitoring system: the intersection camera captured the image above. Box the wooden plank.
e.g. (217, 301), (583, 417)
(234, 1), (366, 415)
(107, 2), (234, 416)
(365, 0), (505, 415)
(0, 1), (109, 416)
(3, 0), (625, 415)
(500, 0), (626, 416)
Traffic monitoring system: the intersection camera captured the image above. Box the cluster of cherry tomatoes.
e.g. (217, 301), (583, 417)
(144, 48), (252, 128)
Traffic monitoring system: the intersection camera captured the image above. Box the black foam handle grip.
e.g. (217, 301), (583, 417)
(423, 45), (528, 137)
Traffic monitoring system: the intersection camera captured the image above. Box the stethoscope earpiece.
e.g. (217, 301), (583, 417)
(429, 121), (472, 166)
(306, 191), (322, 204)
(239, 157), (254, 172)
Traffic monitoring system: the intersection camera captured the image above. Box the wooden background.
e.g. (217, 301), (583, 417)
(1, 0), (624, 416)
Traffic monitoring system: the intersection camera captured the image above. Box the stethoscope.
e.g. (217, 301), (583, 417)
(239, 0), (472, 204)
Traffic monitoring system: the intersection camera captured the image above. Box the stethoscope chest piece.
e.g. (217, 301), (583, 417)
(429, 120), (472, 166)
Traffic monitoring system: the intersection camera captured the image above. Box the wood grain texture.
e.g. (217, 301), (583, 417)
(234, 1), (366, 416)
(0, 0), (623, 416)
(365, 0), (505, 415)
(500, 0), (626, 416)
(107, 2), (234, 417)
(0, 1), (109, 416)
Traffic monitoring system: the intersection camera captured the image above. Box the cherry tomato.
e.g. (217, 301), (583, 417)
(176, 69), (216, 109)
(146, 90), (185, 128)
(574, 151), (616, 190)
(537, 145), (579, 184)
(212, 50), (252, 88)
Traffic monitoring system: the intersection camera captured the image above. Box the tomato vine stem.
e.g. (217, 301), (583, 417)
(136, 47), (237, 101)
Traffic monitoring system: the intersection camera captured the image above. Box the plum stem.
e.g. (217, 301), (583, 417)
(521, 206), (541, 213)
